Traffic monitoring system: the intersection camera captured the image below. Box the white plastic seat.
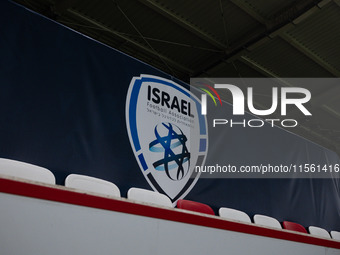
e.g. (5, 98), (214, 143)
(127, 187), (172, 207)
(253, 214), (282, 229)
(219, 207), (251, 223)
(0, 158), (55, 184)
(65, 174), (120, 197)
(308, 226), (330, 238)
(330, 230), (340, 240)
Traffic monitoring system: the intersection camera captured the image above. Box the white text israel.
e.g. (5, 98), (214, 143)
(147, 85), (193, 117)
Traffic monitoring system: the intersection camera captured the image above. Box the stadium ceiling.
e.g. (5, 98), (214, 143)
(13, 0), (340, 156)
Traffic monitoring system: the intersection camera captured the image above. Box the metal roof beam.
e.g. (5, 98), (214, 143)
(67, 9), (194, 75)
(239, 56), (280, 77)
(311, 85), (340, 107)
(279, 33), (340, 77)
(137, 0), (227, 50)
(239, 56), (298, 87)
(230, 0), (268, 26)
(333, 0), (340, 7)
(201, 0), (328, 76)
(52, 0), (80, 16)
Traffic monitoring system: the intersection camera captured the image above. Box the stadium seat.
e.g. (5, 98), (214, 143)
(127, 187), (172, 207)
(0, 158), (55, 184)
(282, 221), (307, 233)
(330, 230), (340, 240)
(177, 199), (215, 215)
(65, 174), (120, 197)
(219, 207), (251, 223)
(308, 226), (330, 238)
(253, 214), (282, 229)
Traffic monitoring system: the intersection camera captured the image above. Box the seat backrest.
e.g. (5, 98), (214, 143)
(219, 207), (251, 223)
(253, 214), (282, 229)
(308, 226), (330, 238)
(330, 231), (340, 240)
(177, 199), (215, 215)
(65, 174), (120, 197)
(127, 187), (172, 207)
(282, 221), (307, 233)
(0, 158), (55, 184)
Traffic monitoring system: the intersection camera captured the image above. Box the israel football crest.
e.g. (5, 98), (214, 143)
(126, 74), (208, 205)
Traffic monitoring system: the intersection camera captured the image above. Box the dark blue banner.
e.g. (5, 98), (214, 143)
(1, 0), (340, 232)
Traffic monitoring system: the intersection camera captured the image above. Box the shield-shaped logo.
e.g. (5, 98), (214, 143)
(126, 75), (208, 205)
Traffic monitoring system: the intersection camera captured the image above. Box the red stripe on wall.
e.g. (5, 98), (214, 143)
(1, 177), (339, 249)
